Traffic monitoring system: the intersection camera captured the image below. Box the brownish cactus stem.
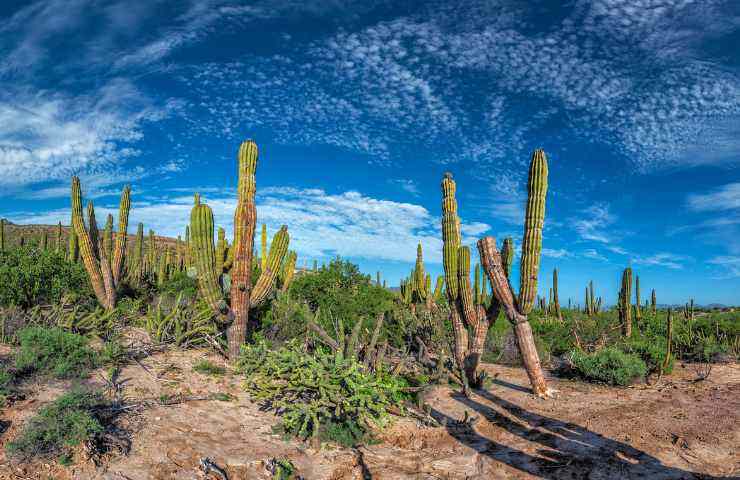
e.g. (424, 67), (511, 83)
(478, 236), (550, 397)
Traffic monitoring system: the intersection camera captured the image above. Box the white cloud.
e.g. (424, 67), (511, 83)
(0, 79), (179, 192)
(632, 253), (687, 270)
(388, 179), (420, 196)
(572, 203), (616, 243)
(542, 248), (572, 259)
(582, 248), (608, 261)
(687, 183), (740, 212)
(707, 256), (740, 279)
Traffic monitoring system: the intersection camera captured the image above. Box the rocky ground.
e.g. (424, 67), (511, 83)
(1, 339), (738, 479)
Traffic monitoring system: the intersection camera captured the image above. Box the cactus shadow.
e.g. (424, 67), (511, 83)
(430, 388), (725, 479)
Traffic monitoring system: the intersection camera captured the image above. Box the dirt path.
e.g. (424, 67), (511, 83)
(1, 347), (738, 479)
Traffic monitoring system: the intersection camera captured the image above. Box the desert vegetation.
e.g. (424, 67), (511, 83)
(0, 141), (737, 479)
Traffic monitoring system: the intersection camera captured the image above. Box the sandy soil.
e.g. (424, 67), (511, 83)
(1, 344), (738, 480)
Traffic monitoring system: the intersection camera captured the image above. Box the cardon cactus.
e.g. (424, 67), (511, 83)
(70, 177), (131, 310)
(280, 250), (298, 292)
(261, 223), (267, 271)
(413, 242), (427, 301)
(477, 149), (552, 398)
(56, 222), (63, 252)
(552, 268), (562, 322)
(441, 173), (460, 301)
(0, 218), (5, 251)
(619, 267), (633, 337)
(68, 228), (79, 262)
(651, 289), (657, 314)
(634, 275), (642, 321)
(518, 150), (547, 314)
(190, 140), (290, 359)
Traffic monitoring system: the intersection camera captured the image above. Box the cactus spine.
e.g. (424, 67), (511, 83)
(619, 267), (633, 337)
(70, 177), (130, 310)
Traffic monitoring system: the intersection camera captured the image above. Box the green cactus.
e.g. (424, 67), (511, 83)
(87, 201), (99, 259)
(70, 177), (131, 310)
(0, 218), (4, 251)
(55, 222), (63, 252)
(441, 173), (460, 301)
(216, 227), (227, 274)
(68, 229), (79, 262)
(376, 271), (381, 286)
(474, 263), (481, 305)
(413, 242), (427, 301)
(40, 231), (48, 250)
(634, 275), (642, 321)
(280, 250), (297, 292)
(147, 230), (156, 275)
(518, 150), (548, 315)
(619, 267), (633, 337)
(552, 268), (562, 322)
(433, 275), (444, 301)
(190, 140), (290, 359)
(130, 222), (144, 282)
(261, 223), (267, 271)
(651, 289), (657, 314)
(102, 214), (113, 269)
(501, 238), (514, 278)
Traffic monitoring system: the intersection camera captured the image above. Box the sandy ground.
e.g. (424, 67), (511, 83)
(1, 345), (738, 479)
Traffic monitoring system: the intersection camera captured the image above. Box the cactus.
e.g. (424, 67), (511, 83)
(376, 271), (381, 286)
(413, 242), (427, 301)
(683, 298), (694, 321)
(552, 268), (562, 322)
(129, 222), (144, 283)
(662, 308), (673, 374)
(68, 229), (79, 262)
(634, 275), (642, 321)
(55, 222), (63, 252)
(87, 201), (99, 259)
(70, 177), (130, 310)
(40, 231), (48, 250)
(474, 263), (481, 305)
(651, 289), (657, 314)
(157, 249), (168, 286)
(313, 259), (318, 272)
(280, 250), (297, 292)
(190, 140), (289, 359)
(215, 227), (227, 274)
(433, 275), (444, 301)
(260, 223), (267, 271)
(0, 218), (4, 251)
(147, 230), (156, 275)
(102, 214), (113, 269)
(477, 149), (552, 398)
(619, 267), (633, 337)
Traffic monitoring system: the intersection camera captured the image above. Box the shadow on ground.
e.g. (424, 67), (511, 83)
(431, 380), (727, 480)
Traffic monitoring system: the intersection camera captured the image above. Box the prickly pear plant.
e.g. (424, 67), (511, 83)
(190, 140), (290, 359)
(619, 267), (633, 337)
(477, 149), (552, 397)
(70, 177), (131, 310)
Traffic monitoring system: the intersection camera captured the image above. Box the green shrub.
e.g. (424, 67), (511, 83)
(193, 359), (226, 376)
(15, 326), (97, 378)
(5, 388), (105, 461)
(237, 340), (406, 445)
(620, 336), (672, 374)
(0, 246), (92, 308)
(158, 271), (199, 299)
(569, 347), (647, 386)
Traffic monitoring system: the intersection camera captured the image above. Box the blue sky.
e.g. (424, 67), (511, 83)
(1, 0), (739, 305)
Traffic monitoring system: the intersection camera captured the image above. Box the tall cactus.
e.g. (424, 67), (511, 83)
(552, 268), (562, 322)
(260, 223), (267, 271)
(102, 214), (113, 270)
(55, 222), (63, 252)
(477, 149), (552, 397)
(280, 250), (298, 292)
(40, 231), (48, 250)
(0, 218), (4, 251)
(70, 177), (130, 310)
(634, 275), (642, 322)
(518, 150), (547, 314)
(651, 289), (657, 314)
(413, 242), (427, 301)
(68, 229), (79, 262)
(619, 267), (633, 337)
(190, 140), (289, 359)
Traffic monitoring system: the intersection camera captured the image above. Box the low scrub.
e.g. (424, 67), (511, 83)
(237, 340), (406, 446)
(0, 246), (91, 308)
(6, 388), (107, 462)
(569, 347), (647, 386)
(15, 326), (98, 378)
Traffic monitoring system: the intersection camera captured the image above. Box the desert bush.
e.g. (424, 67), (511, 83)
(259, 292), (312, 343)
(157, 271), (199, 300)
(5, 388), (106, 462)
(0, 246), (92, 308)
(620, 335), (672, 374)
(139, 296), (220, 348)
(569, 347), (647, 386)
(237, 340), (406, 446)
(15, 326), (98, 379)
(288, 257), (394, 331)
(193, 359), (226, 376)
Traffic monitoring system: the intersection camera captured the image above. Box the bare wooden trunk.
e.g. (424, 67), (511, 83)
(512, 321), (548, 396)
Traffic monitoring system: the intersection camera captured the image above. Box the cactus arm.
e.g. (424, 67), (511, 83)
(260, 223), (267, 271)
(457, 246), (478, 330)
(280, 250), (297, 292)
(229, 140), (258, 357)
(216, 227), (226, 275)
(71, 177), (110, 309)
(112, 185), (130, 286)
(553, 268), (562, 322)
(517, 149), (548, 314)
(251, 225), (289, 307)
(103, 214), (113, 270)
(441, 173), (460, 300)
